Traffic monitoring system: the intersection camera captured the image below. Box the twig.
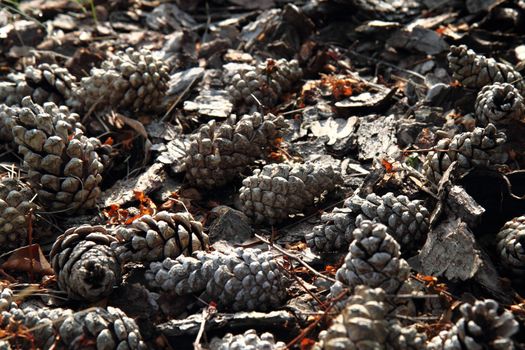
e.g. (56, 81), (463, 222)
(193, 305), (216, 350)
(161, 74), (201, 122)
(275, 261), (326, 309)
(255, 234), (337, 283)
(347, 49), (426, 81)
(27, 207), (34, 283)
(286, 291), (348, 348)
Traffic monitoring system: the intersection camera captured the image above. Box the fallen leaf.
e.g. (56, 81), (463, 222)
(2, 244), (54, 275)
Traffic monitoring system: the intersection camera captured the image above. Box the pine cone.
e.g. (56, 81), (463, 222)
(226, 58), (302, 108)
(184, 112), (288, 189)
(306, 207), (356, 254)
(0, 104), (18, 144)
(58, 306), (147, 350)
(330, 220), (410, 296)
(427, 299), (518, 350)
(306, 192), (430, 255)
(145, 247), (290, 311)
(1, 304), (147, 350)
(497, 216), (525, 276)
(210, 329), (286, 350)
(0, 177), (37, 253)
(423, 123), (507, 184)
(11, 97), (111, 212)
(314, 286), (390, 350)
(0, 63), (79, 108)
(239, 162), (341, 225)
(50, 225), (121, 301)
(474, 83), (525, 127)
(387, 321), (426, 350)
(80, 47), (170, 113)
(348, 193), (429, 253)
(111, 211), (209, 264)
(448, 45), (525, 93)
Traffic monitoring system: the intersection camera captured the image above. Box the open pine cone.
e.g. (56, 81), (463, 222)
(496, 216), (525, 276)
(474, 82), (525, 126)
(50, 225), (121, 301)
(111, 211), (209, 264)
(184, 112), (288, 189)
(145, 247), (290, 311)
(11, 97), (111, 212)
(79, 47), (170, 113)
(427, 299), (518, 350)
(239, 162), (341, 224)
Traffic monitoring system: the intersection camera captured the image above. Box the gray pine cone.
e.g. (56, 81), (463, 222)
(475, 83), (525, 126)
(348, 193), (430, 253)
(448, 45), (525, 93)
(210, 329), (286, 350)
(496, 216), (525, 276)
(423, 123), (507, 184)
(0, 104), (18, 144)
(0, 63), (79, 108)
(0, 304), (146, 350)
(11, 97), (110, 212)
(427, 299), (518, 350)
(50, 225), (121, 301)
(306, 207), (356, 254)
(239, 162), (341, 225)
(306, 192), (430, 255)
(226, 58), (302, 107)
(0, 177), (37, 253)
(314, 286), (390, 350)
(145, 247), (290, 311)
(111, 210), (209, 264)
(184, 112), (288, 189)
(57, 306), (147, 350)
(388, 321), (427, 350)
(80, 47), (170, 113)
(330, 220), (410, 296)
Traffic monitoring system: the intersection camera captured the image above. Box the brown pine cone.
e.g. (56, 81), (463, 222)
(0, 63), (79, 108)
(111, 211), (209, 264)
(79, 47), (170, 113)
(50, 225), (121, 301)
(239, 162), (341, 224)
(11, 97), (111, 212)
(184, 112), (288, 189)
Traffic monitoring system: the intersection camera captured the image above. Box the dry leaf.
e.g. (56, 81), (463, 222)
(2, 244), (54, 275)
